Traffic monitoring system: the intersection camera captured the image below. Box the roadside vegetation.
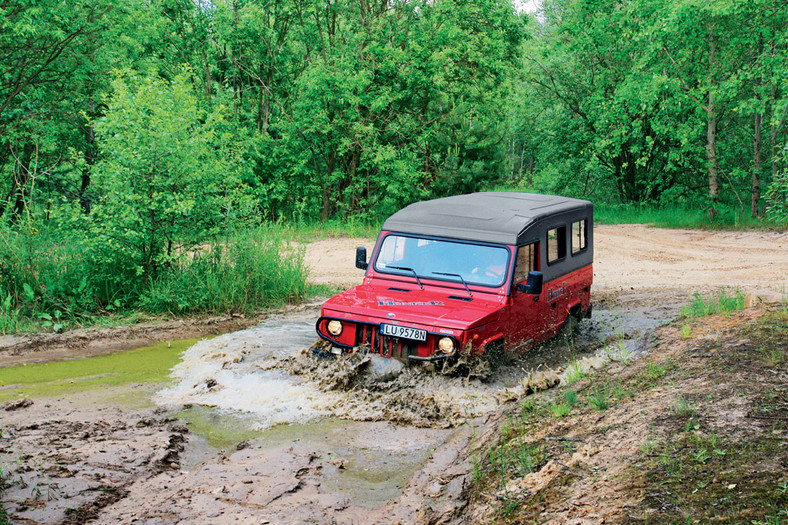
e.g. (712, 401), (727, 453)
(594, 203), (788, 230)
(0, 224), (308, 335)
(468, 301), (787, 523)
(680, 288), (748, 318)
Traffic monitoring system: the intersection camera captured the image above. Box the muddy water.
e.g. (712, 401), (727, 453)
(0, 337), (203, 404)
(158, 290), (685, 443)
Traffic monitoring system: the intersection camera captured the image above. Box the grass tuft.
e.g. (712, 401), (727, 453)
(0, 223), (311, 333)
(589, 387), (610, 411)
(141, 228), (307, 314)
(681, 288), (747, 318)
(565, 360), (586, 384)
(594, 202), (788, 230)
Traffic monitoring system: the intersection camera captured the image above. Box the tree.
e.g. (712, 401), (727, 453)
(0, 0), (113, 218)
(89, 72), (243, 292)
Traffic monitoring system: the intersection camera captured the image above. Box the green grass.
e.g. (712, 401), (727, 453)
(470, 306), (788, 523)
(0, 223), (315, 334)
(275, 218), (381, 243)
(550, 402), (571, 417)
(565, 359), (586, 384)
(141, 228), (308, 314)
(594, 202), (788, 230)
(645, 431), (787, 523)
(589, 386), (610, 411)
(485, 186), (788, 229)
(681, 289), (747, 318)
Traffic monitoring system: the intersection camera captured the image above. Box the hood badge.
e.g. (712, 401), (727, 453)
(387, 313), (396, 319)
(378, 301), (444, 306)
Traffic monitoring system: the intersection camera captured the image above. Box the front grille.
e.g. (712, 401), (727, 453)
(354, 323), (421, 361)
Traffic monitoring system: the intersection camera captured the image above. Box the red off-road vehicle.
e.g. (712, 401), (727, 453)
(316, 192), (593, 364)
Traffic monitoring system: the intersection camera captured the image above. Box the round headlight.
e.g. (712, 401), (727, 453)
(438, 337), (456, 355)
(327, 320), (343, 336)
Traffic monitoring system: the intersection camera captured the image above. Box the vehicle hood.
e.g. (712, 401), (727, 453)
(321, 282), (505, 330)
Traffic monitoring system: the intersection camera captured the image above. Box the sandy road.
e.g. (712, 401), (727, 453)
(306, 224), (788, 292)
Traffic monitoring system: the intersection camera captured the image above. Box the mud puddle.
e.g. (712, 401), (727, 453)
(0, 337), (203, 405)
(0, 291), (685, 523)
(157, 291), (686, 433)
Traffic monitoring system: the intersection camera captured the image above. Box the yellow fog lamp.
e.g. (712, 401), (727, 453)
(327, 320), (343, 336)
(438, 337), (456, 355)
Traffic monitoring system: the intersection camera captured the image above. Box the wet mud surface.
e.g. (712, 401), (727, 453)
(0, 290), (685, 524)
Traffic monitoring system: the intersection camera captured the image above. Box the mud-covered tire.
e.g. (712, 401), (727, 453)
(559, 309), (582, 344)
(310, 340), (336, 359)
(483, 340), (506, 368)
(439, 345), (493, 381)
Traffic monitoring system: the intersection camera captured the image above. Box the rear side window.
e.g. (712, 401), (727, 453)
(513, 242), (539, 282)
(572, 220), (587, 254)
(547, 226), (566, 264)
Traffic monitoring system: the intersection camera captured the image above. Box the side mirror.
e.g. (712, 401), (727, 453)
(516, 271), (543, 295)
(355, 246), (368, 270)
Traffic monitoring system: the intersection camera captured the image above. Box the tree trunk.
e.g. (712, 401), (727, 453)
(321, 150), (336, 221)
(705, 22), (719, 220)
(80, 98), (96, 214)
(10, 144), (35, 221)
(706, 94), (719, 219)
(203, 46), (212, 105)
(263, 69), (272, 135)
(753, 111), (762, 218)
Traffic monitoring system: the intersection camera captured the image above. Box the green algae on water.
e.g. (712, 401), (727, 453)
(0, 338), (203, 402)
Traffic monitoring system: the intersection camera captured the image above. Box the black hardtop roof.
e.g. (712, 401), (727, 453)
(382, 192), (592, 245)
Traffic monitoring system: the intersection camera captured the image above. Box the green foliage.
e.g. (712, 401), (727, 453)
(507, 0), (788, 218)
(141, 228), (307, 314)
(565, 360), (586, 384)
(681, 289), (747, 318)
(550, 402), (570, 418)
(672, 395), (696, 418)
(0, 224), (96, 333)
(0, 221), (308, 333)
(564, 389), (578, 407)
(2, 0), (787, 336)
(765, 148), (788, 222)
(589, 387), (610, 411)
(90, 72), (247, 291)
(594, 202), (784, 229)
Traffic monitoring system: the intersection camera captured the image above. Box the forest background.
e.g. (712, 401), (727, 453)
(1, 0), (787, 332)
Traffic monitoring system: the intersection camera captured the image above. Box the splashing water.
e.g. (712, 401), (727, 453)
(156, 294), (670, 431)
(156, 312), (346, 429)
(155, 310), (533, 430)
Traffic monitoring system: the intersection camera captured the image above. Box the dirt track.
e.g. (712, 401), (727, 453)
(1, 225), (787, 524)
(306, 224), (788, 292)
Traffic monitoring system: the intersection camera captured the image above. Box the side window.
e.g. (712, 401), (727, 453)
(513, 242), (539, 282)
(547, 226), (566, 264)
(572, 219), (587, 254)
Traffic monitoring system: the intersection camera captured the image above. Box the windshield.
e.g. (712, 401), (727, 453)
(374, 234), (509, 288)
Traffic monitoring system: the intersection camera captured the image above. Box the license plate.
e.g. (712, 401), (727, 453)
(380, 323), (427, 341)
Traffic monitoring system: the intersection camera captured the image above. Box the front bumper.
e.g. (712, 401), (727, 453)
(315, 316), (459, 363)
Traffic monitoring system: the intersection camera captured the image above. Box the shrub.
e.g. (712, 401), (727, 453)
(141, 227), (307, 314)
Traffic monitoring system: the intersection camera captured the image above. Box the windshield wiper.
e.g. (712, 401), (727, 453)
(389, 266), (423, 290)
(433, 272), (472, 297)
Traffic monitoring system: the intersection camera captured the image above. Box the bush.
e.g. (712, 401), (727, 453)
(140, 228), (307, 314)
(0, 221), (309, 333)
